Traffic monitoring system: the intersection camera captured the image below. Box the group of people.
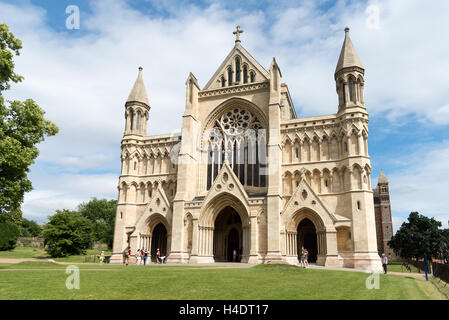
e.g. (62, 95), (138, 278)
(123, 247), (166, 266)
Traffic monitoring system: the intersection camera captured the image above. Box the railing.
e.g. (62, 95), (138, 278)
(403, 259), (449, 285)
(408, 259), (432, 274)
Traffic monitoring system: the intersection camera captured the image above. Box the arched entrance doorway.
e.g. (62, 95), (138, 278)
(297, 218), (318, 263)
(151, 223), (167, 262)
(213, 206), (242, 262)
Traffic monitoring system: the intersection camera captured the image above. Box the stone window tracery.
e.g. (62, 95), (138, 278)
(206, 107), (267, 190)
(227, 68), (232, 86)
(243, 65), (248, 83)
(235, 58), (241, 83)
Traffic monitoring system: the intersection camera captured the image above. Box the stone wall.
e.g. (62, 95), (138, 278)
(93, 242), (109, 250)
(16, 237), (45, 248)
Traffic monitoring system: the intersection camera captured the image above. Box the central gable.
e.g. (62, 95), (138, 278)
(281, 171), (337, 230)
(203, 43), (270, 90)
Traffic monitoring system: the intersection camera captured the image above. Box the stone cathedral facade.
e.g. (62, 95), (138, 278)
(110, 27), (383, 271)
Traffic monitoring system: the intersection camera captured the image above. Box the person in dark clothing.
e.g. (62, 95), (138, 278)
(382, 253), (388, 274)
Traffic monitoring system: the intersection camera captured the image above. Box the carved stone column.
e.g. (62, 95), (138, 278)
(190, 219), (199, 258)
(247, 215), (259, 263)
(357, 133), (363, 156)
(344, 82), (349, 107)
(347, 169), (352, 191)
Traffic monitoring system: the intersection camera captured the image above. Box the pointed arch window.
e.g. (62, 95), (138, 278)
(136, 112), (141, 131)
(235, 58), (241, 83)
(243, 66), (248, 83)
(205, 108), (266, 190)
(250, 72), (255, 83)
(207, 144), (213, 190)
(130, 111), (134, 130)
(348, 78), (355, 102)
(221, 76), (225, 87)
(227, 68), (232, 86)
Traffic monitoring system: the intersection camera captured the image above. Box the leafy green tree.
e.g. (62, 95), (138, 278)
(78, 198), (117, 249)
(0, 23), (59, 225)
(388, 212), (445, 262)
(42, 210), (94, 257)
(20, 218), (43, 237)
(0, 220), (20, 250)
(0, 24), (23, 91)
(441, 229), (449, 262)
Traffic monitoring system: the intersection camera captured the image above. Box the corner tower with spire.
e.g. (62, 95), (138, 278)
(124, 67), (150, 136)
(335, 27), (365, 113)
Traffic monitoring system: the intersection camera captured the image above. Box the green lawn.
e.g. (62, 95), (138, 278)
(0, 247), (111, 263)
(53, 249), (112, 263)
(388, 262), (422, 273)
(0, 263), (445, 300)
(0, 246), (48, 259)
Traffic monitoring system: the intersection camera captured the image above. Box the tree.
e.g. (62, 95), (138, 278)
(388, 212), (445, 262)
(0, 215), (20, 250)
(78, 198), (117, 249)
(0, 24), (23, 91)
(20, 218), (43, 237)
(42, 210), (94, 257)
(440, 229), (449, 262)
(0, 23), (59, 225)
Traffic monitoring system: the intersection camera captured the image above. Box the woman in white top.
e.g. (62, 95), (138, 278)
(136, 249), (141, 265)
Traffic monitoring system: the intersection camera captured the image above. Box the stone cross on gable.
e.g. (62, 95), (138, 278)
(233, 26), (244, 43)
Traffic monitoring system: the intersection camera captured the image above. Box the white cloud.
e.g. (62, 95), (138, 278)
(0, 0), (449, 222)
(22, 172), (117, 223)
(391, 216), (406, 234)
(373, 140), (449, 232)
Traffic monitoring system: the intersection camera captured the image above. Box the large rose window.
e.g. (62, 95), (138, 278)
(220, 108), (262, 135)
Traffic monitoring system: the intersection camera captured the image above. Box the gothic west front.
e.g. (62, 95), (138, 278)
(109, 27), (383, 271)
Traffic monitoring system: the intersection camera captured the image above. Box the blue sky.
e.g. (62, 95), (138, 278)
(1, 0), (449, 232)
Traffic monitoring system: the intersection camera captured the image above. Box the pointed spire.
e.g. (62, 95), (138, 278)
(378, 169), (389, 184)
(335, 27), (364, 75)
(126, 66), (149, 107)
(270, 57), (282, 77)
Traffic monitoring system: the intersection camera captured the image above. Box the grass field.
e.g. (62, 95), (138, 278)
(0, 247), (111, 263)
(0, 247), (48, 259)
(0, 262), (445, 300)
(388, 262), (422, 273)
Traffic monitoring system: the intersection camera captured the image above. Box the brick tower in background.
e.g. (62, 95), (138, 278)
(373, 169), (395, 259)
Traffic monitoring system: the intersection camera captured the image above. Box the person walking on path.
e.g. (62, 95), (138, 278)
(136, 249), (141, 265)
(303, 248), (309, 268)
(123, 247), (131, 266)
(299, 246), (306, 268)
(382, 253), (388, 274)
(143, 249), (148, 266)
(140, 249), (144, 264)
(156, 248), (161, 264)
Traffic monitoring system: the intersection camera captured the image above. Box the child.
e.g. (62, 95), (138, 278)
(99, 251), (105, 265)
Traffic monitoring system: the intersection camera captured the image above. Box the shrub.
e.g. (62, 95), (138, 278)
(42, 209), (94, 257)
(0, 222), (20, 250)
